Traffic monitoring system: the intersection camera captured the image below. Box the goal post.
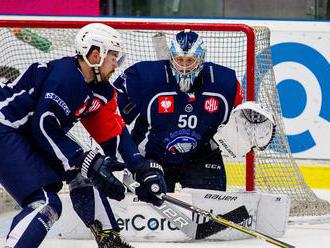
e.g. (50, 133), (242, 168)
(0, 18), (329, 219)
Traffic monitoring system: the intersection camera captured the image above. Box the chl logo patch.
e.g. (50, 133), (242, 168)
(204, 97), (219, 113)
(158, 96), (174, 113)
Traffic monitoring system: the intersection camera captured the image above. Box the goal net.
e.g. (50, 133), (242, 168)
(0, 19), (329, 219)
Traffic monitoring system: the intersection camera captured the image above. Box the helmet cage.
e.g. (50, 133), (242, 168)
(171, 54), (202, 77)
(169, 30), (206, 92)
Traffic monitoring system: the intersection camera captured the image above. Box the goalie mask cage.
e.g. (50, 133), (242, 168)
(0, 19), (329, 219)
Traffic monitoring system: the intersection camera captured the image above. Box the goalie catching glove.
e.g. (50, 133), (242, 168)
(134, 160), (167, 207)
(80, 150), (126, 201)
(213, 101), (275, 158)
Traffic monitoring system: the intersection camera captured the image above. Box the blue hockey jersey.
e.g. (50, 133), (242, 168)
(114, 60), (243, 165)
(0, 56), (123, 174)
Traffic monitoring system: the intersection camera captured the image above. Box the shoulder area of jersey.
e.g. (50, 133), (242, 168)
(45, 57), (86, 89)
(46, 56), (81, 74)
(132, 59), (169, 70)
(203, 61), (235, 74)
(48, 56), (77, 67)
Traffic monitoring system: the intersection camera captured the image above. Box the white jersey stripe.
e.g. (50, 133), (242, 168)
(0, 90), (26, 109)
(40, 111), (71, 171)
(0, 111), (34, 129)
(5, 67), (27, 88)
(0, 87), (35, 128)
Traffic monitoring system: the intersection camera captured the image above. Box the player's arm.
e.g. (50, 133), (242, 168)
(112, 66), (141, 125)
(212, 69), (274, 157)
(31, 81), (84, 171)
(81, 89), (166, 206)
(30, 78), (127, 200)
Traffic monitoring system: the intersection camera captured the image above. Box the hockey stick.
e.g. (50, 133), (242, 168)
(66, 130), (244, 239)
(163, 194), (295, 248)
(67, 127), (249, 239)
(123, 171), (250, 239)
(122, 170), (197, 238)
(123, 172), (295, 248)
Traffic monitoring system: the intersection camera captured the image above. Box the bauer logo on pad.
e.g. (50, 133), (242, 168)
(158, 96), (174, 113)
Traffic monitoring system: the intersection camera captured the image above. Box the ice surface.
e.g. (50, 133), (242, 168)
(1, 190), (330, 248)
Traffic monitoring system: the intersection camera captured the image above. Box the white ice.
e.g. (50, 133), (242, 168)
(1, 189), (330, 248)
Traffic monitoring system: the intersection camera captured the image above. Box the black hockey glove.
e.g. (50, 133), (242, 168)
(134, 160), (167, 206)
(80, 150), (125, 201)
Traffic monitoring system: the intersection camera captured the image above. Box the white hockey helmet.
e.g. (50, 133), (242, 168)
(75, 23), (123, 68)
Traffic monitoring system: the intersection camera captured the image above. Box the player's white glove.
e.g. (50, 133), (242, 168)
(212, 101), (275, 158)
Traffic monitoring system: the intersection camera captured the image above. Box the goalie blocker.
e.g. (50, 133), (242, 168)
(213, 101), (275, 158)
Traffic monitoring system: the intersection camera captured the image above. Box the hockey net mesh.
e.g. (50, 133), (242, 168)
(0, 23), (329, 218)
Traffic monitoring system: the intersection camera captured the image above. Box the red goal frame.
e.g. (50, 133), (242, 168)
(0, 19), (256, 191)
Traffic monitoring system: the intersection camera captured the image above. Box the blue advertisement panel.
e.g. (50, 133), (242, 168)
(268, 21), (330, 159)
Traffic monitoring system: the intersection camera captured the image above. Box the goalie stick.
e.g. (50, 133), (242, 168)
(123, 172), (295, 248)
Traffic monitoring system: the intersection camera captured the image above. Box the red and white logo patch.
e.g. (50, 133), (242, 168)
(158, 96), (174, 113)
(75, 98), (102, 117)
(204, 97), (219, 113)
(88, 98), (102, 113)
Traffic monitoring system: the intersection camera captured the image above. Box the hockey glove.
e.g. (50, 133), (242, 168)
(80, 150), (125, 201)
(134, 160), (167, 206)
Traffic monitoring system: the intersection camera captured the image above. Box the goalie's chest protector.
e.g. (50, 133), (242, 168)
(127, 61), (238, 160)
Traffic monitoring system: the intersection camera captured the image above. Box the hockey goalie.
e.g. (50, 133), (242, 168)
(58, 101), (289, 243)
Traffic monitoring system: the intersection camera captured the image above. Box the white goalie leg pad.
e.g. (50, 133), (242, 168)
(256, 192), (291, 237)
(182, 188), (259, 240)
(56, 189), (289, 241)
(213, 101), (275, 157)
(181, 188), (290, 240)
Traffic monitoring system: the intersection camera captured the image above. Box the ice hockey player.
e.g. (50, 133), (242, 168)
(0, 23), (166, 248)
(113, 29), (275, 193)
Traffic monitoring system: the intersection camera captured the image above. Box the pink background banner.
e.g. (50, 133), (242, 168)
(0, 0), (100, 16)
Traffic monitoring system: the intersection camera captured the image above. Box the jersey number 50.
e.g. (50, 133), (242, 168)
(178, 114), (198, 129)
